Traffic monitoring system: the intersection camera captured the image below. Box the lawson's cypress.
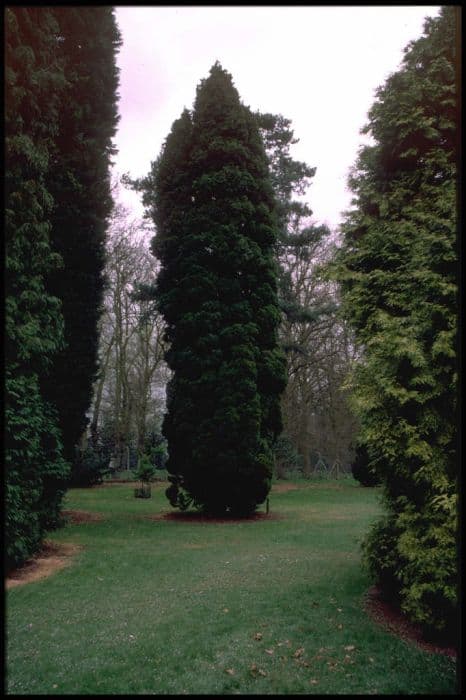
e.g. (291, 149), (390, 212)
(5, 7), (69, 569)
(335, 7), (458, 639)
(138, 63), (286, 516)
(40, 7), (121, 462)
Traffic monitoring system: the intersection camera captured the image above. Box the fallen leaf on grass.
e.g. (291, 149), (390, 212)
(265, 648), (274, 655)
(310, 679), (319, 685)
(225, 669), (235, 675)
(293, 647), (305, 658)
(337, 624), (343, 630)
(250, 663), (267, 677)
(344, 645), (355, 652)
(253, 632), (263, 640)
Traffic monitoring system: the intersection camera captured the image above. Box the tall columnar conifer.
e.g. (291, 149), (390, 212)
(5, 7), (121, 570)
(40, 8), (121, 461)
(335, 7), (458, 638)
(137, 63), (286, 515)
(5, 7), (69, 569)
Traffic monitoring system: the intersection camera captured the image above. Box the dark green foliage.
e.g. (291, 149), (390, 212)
(137, 64), (286, 515)
(351, 443), (381, 487)
(143, 431), (168, 469)
(5, 6), (65, 377)
(133, 454), (157, 499)
(70, 439), (112, 487)
(5, 373), (69, 570)
(254, 112), (315, 235)
(133, 454), (158, 485)
(5, 7), (70, 571)
(5, 7), (120, 570)
(40, 8), (121, 461)
(336, 8), (458, 638)
(254, 112), (334, 328)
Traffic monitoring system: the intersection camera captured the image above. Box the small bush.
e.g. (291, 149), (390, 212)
(143, 431), (168, 469)
(133, 454), (158, 498)
(70, 445), (111, 487)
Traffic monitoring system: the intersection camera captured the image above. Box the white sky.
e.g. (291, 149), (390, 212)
(112, 5), (441, 232)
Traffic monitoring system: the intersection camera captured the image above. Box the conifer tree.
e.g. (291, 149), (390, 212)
(137, 64), (286, 515)
(40, 7), (121, 461)
(335, 7), (458, 638)
(5, 6), (121, 569)
(5, 7), (69, 569)
(254, 112), (335, 329)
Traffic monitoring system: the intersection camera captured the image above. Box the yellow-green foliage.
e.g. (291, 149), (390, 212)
(364, 491), (457, 634)
(337, 8), (458, 639)
(396, 492), (457, 631)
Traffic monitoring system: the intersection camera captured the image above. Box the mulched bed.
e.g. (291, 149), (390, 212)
(148, 510), (284, 524)
(364, 586), (457, 659)
(271, 483), (300, 493)
(6, 541), (83, 589)
(62, 509), (105, 524)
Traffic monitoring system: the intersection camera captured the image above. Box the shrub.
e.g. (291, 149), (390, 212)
(70, 443), (111, 487)
(150, 443), (168, 470)
(133, 454), (158, 498)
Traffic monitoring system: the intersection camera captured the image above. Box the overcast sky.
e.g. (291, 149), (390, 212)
(112, 5), (441, 232)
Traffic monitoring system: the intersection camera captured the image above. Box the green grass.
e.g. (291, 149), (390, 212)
(6, 480), (457, 695)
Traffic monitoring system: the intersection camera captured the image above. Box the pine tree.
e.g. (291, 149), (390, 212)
(335, 7), (458, 638)
(254, 112), (334, 328)
(40, 7), (121, 461)
(5, 7), (69, 569)
(137, 64), (286, 516)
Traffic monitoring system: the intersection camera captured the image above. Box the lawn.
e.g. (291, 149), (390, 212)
(6, 479), (457, 695)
